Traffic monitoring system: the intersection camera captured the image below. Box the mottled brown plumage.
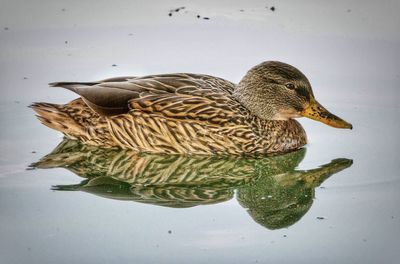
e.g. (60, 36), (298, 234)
(31, 61), (352, 155)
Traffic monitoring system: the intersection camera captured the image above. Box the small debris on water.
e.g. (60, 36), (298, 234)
(203, 17), (210, 20)
(270, 6), (276, 12)
(240, 9), (244, 12)
(23, 77), (28, 80)
(168, 230), (172, 234)
(347, 9), (352, 13)
(112, 64), (117, 67)
(64, 40), (68, 44)
(197, 15), (200, 18)
(283, 234), (287, 237)
(31, 151), (36, 153)
(316, 216), (325, 220)
(4, 27), (9, 30)
(168, 6), (185, 17)
(61, 8), (66, 12)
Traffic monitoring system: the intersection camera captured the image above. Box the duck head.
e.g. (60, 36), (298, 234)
(233, 61), (352, 129)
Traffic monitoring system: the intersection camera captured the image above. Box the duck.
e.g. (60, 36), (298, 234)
(31, 61), (352, 155)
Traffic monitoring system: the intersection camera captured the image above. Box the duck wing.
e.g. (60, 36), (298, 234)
(51, 74), (245, 123)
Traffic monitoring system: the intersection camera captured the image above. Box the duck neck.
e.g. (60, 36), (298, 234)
(233, 76), (278, 120)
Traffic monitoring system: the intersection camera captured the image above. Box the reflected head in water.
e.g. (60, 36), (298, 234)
(31, 139), (352, 230)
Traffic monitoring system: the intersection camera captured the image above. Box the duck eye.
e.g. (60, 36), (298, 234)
(285, 83), (295, 90)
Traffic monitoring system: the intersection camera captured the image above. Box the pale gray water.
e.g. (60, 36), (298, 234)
(0, 1), (399, 263)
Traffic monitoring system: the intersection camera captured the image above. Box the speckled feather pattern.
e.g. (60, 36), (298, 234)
(31, 73), (307, 155)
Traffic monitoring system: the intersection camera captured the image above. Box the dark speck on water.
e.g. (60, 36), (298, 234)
(112, 64), (117, 67)
(283, 235), (287, 237)
(23, 77), (28, 80)
(270, 6), (276, 12)
(4, 27), (9, 30)
(64, 41), (68, 44)
(61, 8), (66, 12)
(317, 217), (325, 220)
(197, 15), (200, 18)
(168, 230), (172, 234)
(168, 6), (185, 17)
(203, 17), (210, 20)
(31, 151), (36, 154)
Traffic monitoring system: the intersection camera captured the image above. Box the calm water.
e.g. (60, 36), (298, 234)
(1, 1), (399, 263)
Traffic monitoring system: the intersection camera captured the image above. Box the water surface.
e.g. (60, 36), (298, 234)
(1, 1), (399, 263)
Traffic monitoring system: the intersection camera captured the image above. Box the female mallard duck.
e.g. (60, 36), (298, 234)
(31, 61), (352, 155)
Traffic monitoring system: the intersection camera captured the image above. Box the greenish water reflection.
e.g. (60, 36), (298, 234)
(31, 139), (352, 230)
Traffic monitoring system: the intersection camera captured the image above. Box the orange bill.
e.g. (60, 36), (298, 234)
(300, 99), (353, 129)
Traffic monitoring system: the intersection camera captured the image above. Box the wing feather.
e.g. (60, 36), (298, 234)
(51, 74), (246, 127)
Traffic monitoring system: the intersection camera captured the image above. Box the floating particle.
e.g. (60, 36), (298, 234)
(270, 6), (275, 11)
(4, 27), (9, 30)
(203, 17), (210, 20)
(65, 40), (68, 44)
(112, 64), (117, 67)
(197, 15), (200, 18)
(23, 77), (28, 80)
(316, 216), (325, 220)
(168, 13), (172, 16)
(168, 230), (172, 234)
(61, 8), (66, 12)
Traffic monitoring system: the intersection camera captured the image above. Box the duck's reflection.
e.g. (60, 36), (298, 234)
(32, 139), (352, 229)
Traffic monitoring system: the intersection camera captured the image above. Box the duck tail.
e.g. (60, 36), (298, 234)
(29, 101), (86, 140)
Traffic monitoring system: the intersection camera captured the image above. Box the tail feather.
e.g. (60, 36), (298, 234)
(49, 81), (98, 88)
(30, 102), (85, 139)
(30, 99), (116, 147)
